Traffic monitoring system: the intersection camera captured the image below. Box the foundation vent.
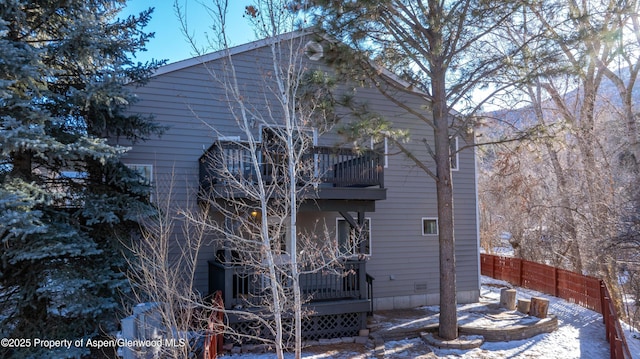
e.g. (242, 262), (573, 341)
(414, 282), (428, 292)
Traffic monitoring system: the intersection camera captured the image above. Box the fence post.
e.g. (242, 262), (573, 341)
(492, 255), (497, 279)
(613, 338), (622, 359)
(518, 259), (524, 287)
(604, 296), (611, 343)
(554, 267), (559, 297)
(600, 281), (607, 320)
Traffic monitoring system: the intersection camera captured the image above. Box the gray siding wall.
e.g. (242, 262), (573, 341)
(121, 36), (479, 305)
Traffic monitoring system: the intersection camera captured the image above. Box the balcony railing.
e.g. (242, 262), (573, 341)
(208, 259), (368, 310)
(199, 141), (384, 192)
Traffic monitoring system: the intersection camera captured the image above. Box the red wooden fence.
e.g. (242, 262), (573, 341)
(480, 254), (632, 359)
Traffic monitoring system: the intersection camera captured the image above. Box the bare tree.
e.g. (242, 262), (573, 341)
(171, 1), (352, 357)
(126, 1), (371, 357)
(126, 170), (214, 358)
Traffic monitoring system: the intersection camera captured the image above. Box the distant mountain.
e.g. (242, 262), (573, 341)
(477, 68), (640, 139)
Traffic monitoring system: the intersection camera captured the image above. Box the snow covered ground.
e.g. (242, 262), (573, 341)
(219, 276), (640, 358)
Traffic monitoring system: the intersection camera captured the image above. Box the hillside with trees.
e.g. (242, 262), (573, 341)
(477, 0), (640, 329)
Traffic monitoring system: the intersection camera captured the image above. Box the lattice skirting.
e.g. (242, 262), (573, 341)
(225, 312), (364, 344)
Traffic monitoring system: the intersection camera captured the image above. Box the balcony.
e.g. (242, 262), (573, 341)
(199, 141), (386, 205)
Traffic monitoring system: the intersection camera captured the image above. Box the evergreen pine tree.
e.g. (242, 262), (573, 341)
(0, 1), (163, 356)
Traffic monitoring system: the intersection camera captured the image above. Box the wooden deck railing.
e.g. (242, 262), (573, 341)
(199, 141), (384, 191)
(208, 259), (367, 310)
(481, 253), (632, 359)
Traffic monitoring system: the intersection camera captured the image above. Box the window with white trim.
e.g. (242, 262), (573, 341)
(126, 164), (154, 202)
(336, 217), (371, 256)
(371, 135), (388, 168)
(450, 136), (459, 171)
(422, 217), (438, 236)
(126, 164), (153, 185)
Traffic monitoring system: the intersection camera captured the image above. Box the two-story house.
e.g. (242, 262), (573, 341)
(119, 31), (480, 341)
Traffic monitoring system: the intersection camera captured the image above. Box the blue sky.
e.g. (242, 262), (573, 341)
(122, 1), (256, 64)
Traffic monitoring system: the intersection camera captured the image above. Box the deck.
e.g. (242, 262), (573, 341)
(208, 258), (373, 340)
(208, 258), (371, 310)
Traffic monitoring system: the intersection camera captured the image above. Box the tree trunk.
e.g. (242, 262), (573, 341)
(500, 288), (517, 310)
(11, 151), (32, 180)
(262, 214), (285, 359)
(623, 91), (640, 167)
(287, 122), (303, 359)
(517, 299), (531, 314)
(529, 83), (582, 272)
(432, 55), (458, 341)
(530, 297), (549, 318)
(543, 141), (582, 272)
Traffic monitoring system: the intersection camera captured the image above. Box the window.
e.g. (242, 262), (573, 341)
(126, 164), (153, 202)
(126, 164), (153, 184)
(337, 217), (371, 256)
(450, 136), (459, 171)
(422, 218), (438, 236)
(371, 135), (388, 168)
